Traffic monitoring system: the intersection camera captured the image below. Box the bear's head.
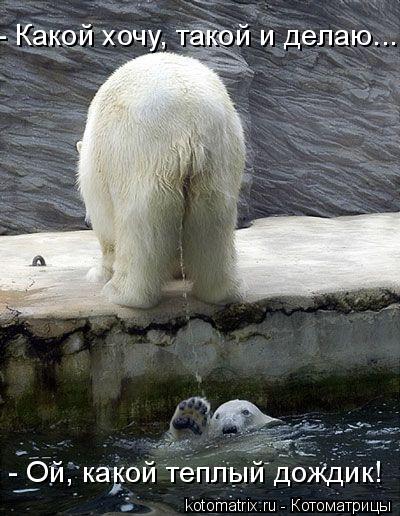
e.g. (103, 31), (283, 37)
(208, 400), (282, 437)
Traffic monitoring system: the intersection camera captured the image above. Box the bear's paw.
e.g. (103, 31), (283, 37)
(102, 279), (161, 309)
(171, 397), (210, 436)
(86, 265), (113, 284)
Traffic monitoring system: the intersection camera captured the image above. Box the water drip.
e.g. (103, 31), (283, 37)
(178, 222), (203, 393)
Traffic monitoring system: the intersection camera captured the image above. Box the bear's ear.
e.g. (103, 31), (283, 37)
(76, 141), (82, 154)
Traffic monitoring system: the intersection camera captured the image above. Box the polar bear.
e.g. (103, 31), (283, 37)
(77, 52), (245, 308)
(168, 397), (282, 441)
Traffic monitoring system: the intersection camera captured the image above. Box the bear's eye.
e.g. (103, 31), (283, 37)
(215, 413), (220, 419)
(242, 409), (250, 416)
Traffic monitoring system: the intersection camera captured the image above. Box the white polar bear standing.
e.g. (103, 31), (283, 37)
(78, 52), (245, 308)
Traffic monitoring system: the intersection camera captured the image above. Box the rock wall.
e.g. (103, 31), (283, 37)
(1, 0), (399, 234)
(2, 308), (399, 431)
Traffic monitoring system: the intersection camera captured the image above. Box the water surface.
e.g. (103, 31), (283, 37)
(0, 398), (398, 514)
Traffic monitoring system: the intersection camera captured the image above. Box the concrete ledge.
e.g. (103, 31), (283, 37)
(0, 213), (399, 431)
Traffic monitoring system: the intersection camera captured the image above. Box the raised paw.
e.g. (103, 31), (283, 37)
(169, 397), (210, 439)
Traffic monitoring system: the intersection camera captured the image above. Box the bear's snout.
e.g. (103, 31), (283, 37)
(222, 424), (238, 435)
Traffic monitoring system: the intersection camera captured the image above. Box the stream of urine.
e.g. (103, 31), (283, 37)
(178, 225), (204, 393)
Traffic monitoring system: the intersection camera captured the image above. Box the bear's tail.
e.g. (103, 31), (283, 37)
(180, 136), (207, 204)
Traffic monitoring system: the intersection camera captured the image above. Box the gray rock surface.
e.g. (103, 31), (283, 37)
(1, 213), (399, 325)
(1, 1), (399, 234)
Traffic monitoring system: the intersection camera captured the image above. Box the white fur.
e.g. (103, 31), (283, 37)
(77, 52), (245, 308)
(208, 399), (281, 437)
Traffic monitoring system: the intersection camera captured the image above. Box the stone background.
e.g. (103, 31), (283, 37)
(1, 0), (399, 234)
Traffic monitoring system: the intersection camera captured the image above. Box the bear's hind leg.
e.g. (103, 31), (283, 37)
(80, 173), (115, 284)
(103, 189), (183, 309)
(86, 240), (115, 283)
(183, 191), (241, 305)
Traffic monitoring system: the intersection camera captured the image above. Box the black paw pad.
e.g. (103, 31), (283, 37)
(172, 416), (189, 430)
(172, 416), (202, 435)
(192, 422), (201, 435)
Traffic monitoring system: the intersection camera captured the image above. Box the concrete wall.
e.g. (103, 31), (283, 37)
(1, 306), (398, 431)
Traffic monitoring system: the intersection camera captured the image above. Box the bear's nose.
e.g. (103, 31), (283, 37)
(222, 424), (238, 435)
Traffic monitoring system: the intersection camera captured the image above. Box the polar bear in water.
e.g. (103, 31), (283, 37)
(77, 52), (245, 309)
(167, 397), (282, 441)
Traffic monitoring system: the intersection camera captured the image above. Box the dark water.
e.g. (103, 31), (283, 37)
(0, 399), (399, 515)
